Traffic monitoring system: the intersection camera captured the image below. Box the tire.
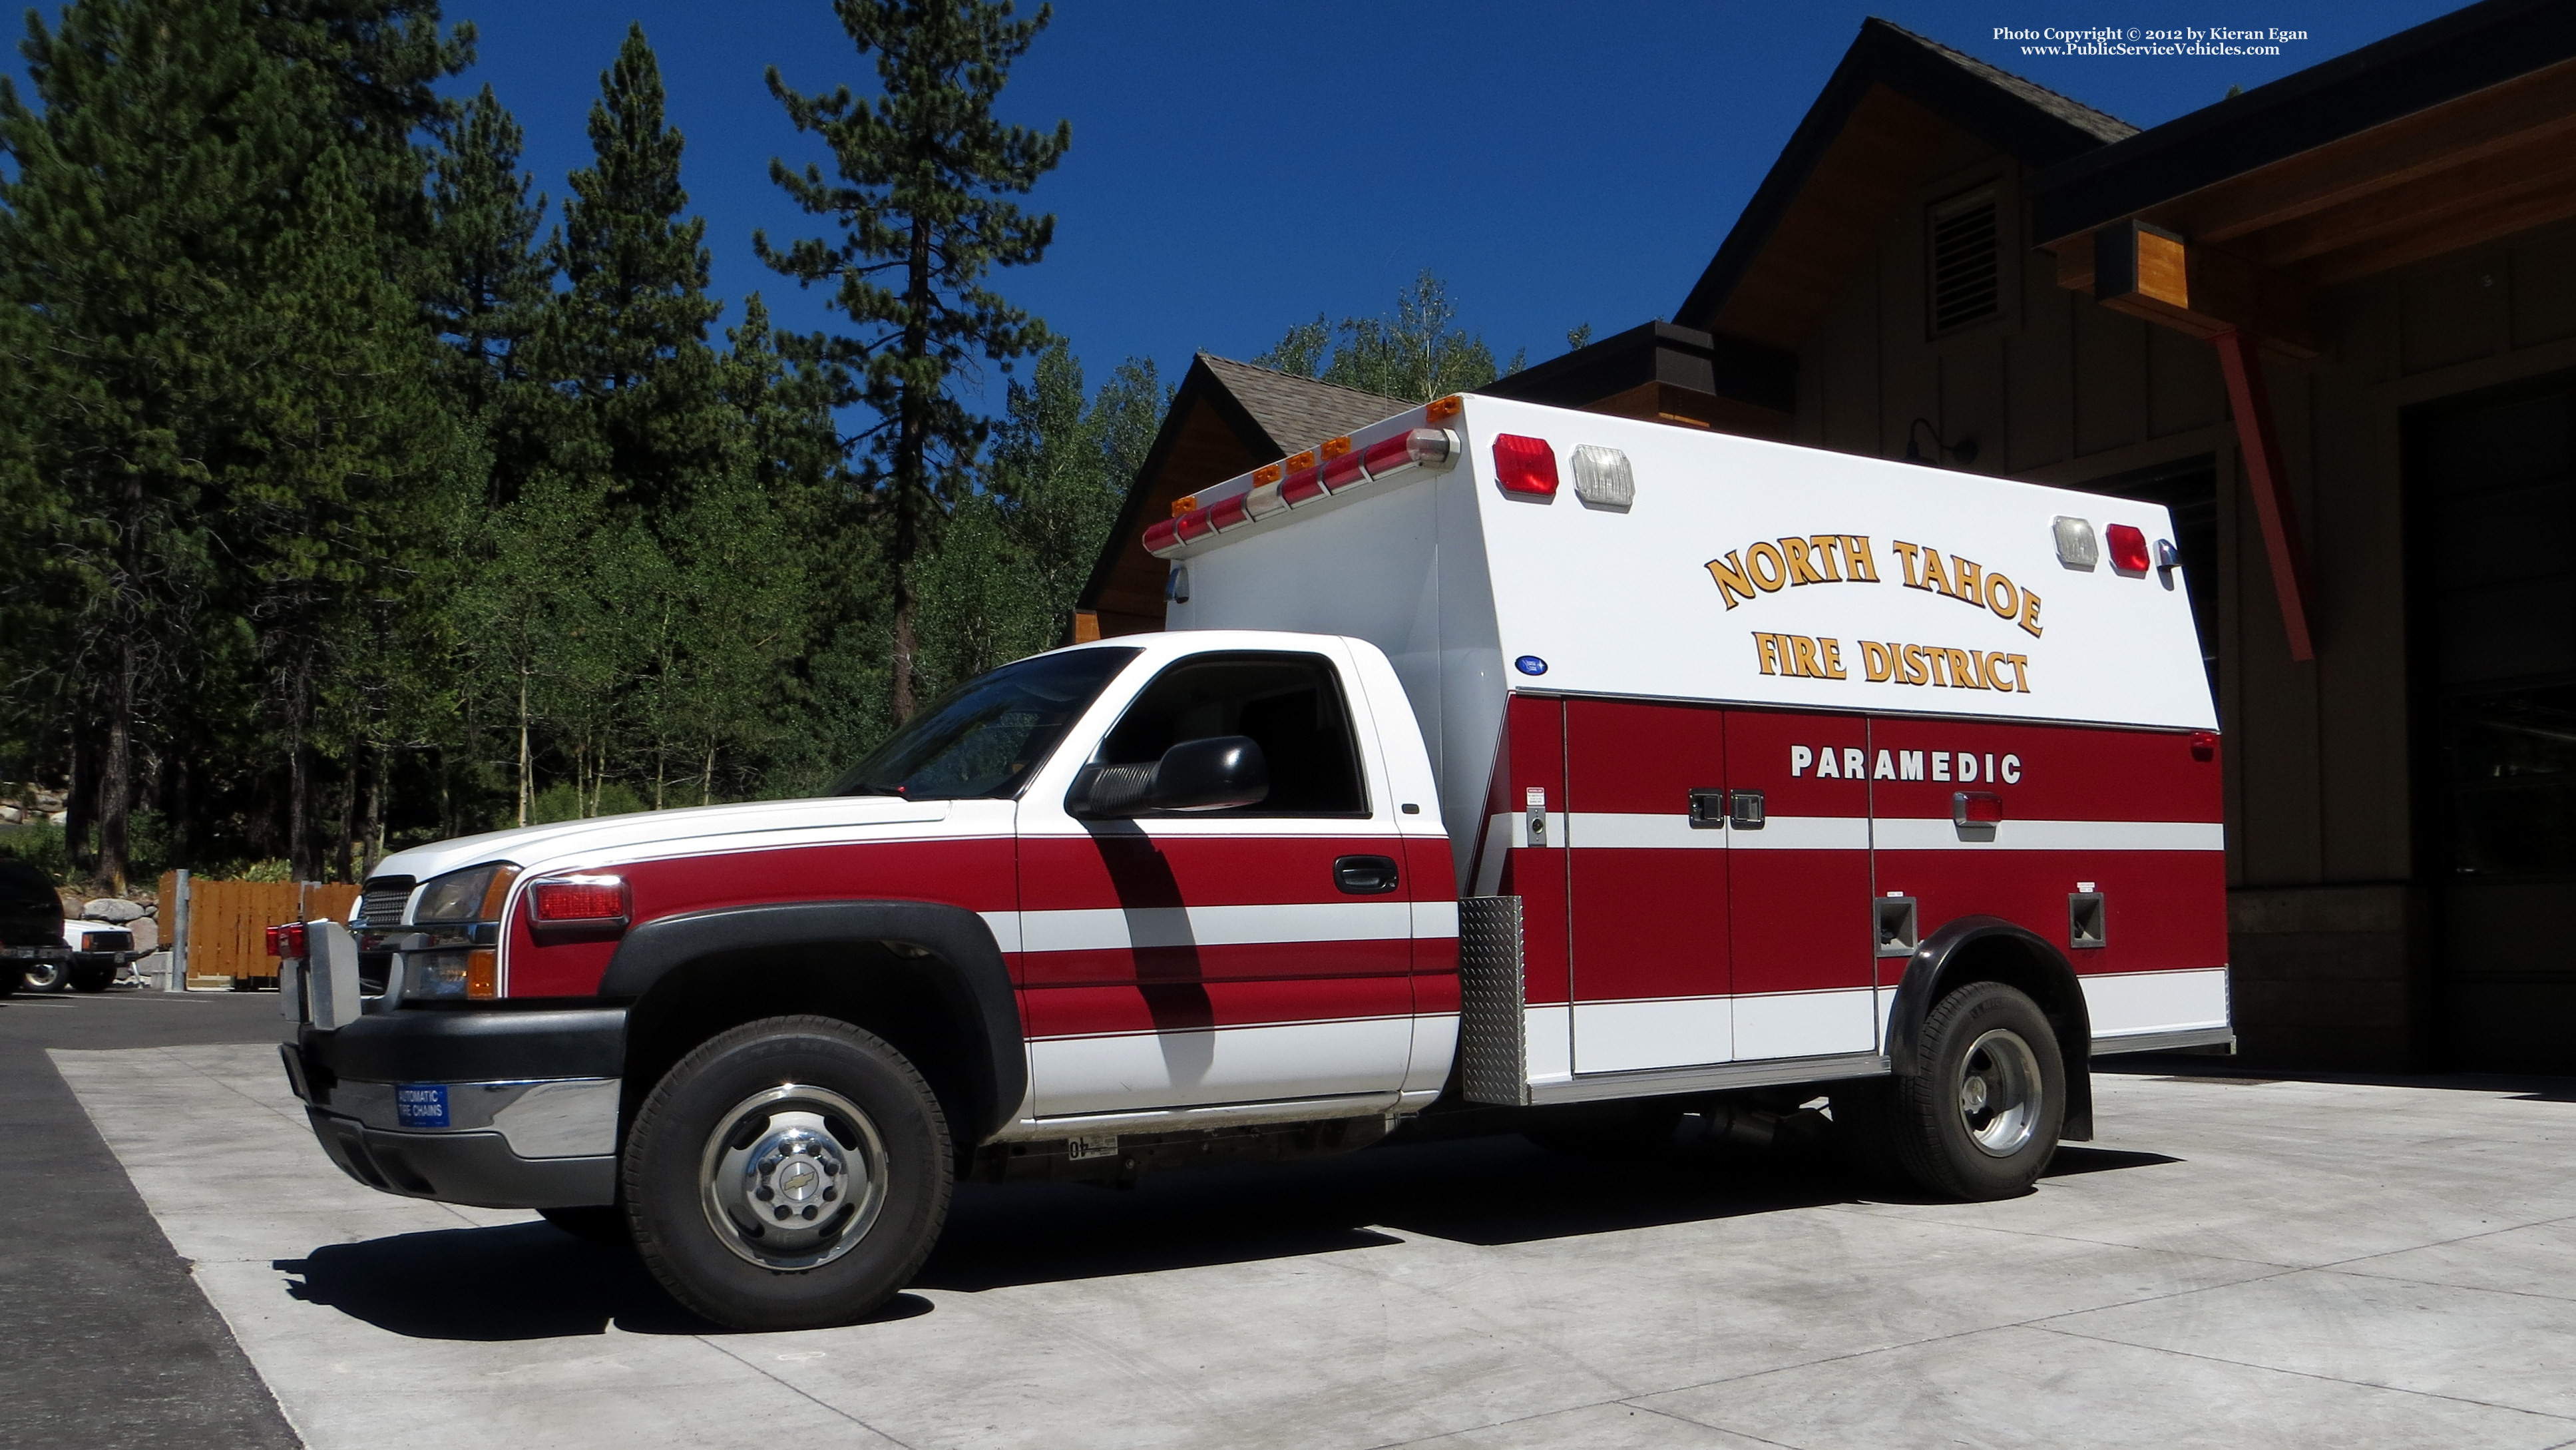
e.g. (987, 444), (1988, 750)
(69, 961), (116, 993)
(20, 959), (65, 992)
(538, 1205), (629, 1246)
(0, 968), (16, 997)
(1884, 981), (2065, 1200)
(622, 1015), (951, 1331)
(1522, 1100), (1687, 1157)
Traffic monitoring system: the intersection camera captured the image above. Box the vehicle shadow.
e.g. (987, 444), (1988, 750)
(275, 1126), (2181, 1341)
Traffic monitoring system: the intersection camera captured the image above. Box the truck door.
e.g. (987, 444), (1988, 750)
(1016, 648), (1418, 1114)
(1723, 709), (1878, 1061)
(1564, 698), (1732, 1073)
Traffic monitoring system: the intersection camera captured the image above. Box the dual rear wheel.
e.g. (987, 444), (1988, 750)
(1838, 980), (2065, 1199)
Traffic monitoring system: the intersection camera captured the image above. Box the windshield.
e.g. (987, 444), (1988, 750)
(829, 647), (1138, 800)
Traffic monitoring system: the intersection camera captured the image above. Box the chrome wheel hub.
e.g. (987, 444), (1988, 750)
(1957, 1028), (2043, 1158)
(698, 1085), (887, 1270)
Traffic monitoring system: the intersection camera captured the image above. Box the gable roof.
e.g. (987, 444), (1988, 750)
(1195, 354), (1414, 459)
(1076, 354), (1407, 634)
(1675, 17), (2134, 340)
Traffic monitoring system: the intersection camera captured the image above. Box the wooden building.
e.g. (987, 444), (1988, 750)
(1080, 0), (2576, 1071)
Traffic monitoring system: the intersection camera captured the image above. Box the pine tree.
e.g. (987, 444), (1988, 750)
(427, 82), (552, 497)
(537, 22), (729, 518)
(0, 0), (313, 888)
(757, 0), (1071, 721)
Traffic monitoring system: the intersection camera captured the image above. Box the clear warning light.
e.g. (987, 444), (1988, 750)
(2053, 516), (2099, 570)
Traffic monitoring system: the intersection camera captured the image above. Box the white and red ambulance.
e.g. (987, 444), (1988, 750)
(280, 393), (2228, 1330)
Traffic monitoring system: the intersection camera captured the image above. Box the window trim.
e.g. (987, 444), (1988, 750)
(1076, 649), (1375, 821)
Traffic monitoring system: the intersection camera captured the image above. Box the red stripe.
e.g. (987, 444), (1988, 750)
(507, 837), (1014, 999)
(1011, 939), (1414, 988)
(1022, 975), (1414, 1038)
(1016, 834), (1408, 911)
(1867, 719), (2220, 824)
(1875, 847), (2227, 974)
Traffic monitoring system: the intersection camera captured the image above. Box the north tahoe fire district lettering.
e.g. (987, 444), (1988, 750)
(1704, 535), (1880, 606)
(1702, 534), (2045, 641)
(1751, 632), (2033, 693)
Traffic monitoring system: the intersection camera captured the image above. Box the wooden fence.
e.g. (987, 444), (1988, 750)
(158, 873), (361, 989)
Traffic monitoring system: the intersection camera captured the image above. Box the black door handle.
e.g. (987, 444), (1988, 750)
(1334, 855), (1399, 895)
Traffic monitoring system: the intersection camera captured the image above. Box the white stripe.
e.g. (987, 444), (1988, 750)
(978, 910), (1022, 953)
(1411, 899), (1459, 939)
(1731, 986), (1878, 1059)
(1017, 900), (1416, 953)
(1568, 813), (1726, 849)
(2082, 967), (2231, 1036)
(1574, 995), (1732, 1073)
(1028, 1017), (1415, 1115)
(1874, 818), (2224, 852)
(1729, 814), (1871, 851)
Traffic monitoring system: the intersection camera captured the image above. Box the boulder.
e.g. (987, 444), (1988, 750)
(83, 897), (146, 923)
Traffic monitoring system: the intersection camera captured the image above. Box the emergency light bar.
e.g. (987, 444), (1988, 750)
(1144, 423), (1460, 559)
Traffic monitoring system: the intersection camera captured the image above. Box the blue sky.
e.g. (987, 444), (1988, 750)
(11, 1), (2469, 403)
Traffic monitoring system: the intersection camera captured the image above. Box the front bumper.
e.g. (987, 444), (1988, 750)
(288, 1005), (626, 1210)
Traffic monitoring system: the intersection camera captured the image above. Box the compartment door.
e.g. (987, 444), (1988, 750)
(1564, 698), (1732, 1073)
(1724, 710), (1878, 1061)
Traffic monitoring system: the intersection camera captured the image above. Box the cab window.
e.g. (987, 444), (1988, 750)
(1097, 652), (1368, 816)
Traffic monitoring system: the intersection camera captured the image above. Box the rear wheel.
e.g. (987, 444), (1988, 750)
(622, 1015), (950, 1331)
(1883, 981), (2065, 1200)
(20, 959), (65, 992)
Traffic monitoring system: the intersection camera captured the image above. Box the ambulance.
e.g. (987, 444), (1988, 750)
(279, 393), (2229, 1330)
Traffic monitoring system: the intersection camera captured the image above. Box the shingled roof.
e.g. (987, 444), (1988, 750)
(1675, 17), (2138, 342)
(1074, 355), (1407, 637)
(1895, 23), (2137, 148)
(1193, 354), (1410, 457)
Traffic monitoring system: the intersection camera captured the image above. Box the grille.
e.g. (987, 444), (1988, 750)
(80, 930), (132, 953)
(358, 876), (417, 927)
(1929, 194), (2001, 335)
(1458, 895), (1530, 1106)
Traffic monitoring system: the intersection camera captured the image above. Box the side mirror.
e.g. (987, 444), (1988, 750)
(1070, 736), (1269, 818)
(1148, 736), (1269, 812)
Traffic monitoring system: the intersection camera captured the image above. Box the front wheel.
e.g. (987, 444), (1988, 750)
(1884, 981), (2065, 1200)
(622, 1016), (951, 1331)
(69, 961), (116, 993)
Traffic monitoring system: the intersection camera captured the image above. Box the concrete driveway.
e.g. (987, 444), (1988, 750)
(48, 1041), (2576, 1450)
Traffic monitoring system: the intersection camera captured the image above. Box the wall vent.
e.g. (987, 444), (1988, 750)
(1928, 190), (2002, 336)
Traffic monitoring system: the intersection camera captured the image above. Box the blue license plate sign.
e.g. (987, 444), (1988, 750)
(395, 1084), (450, 1128)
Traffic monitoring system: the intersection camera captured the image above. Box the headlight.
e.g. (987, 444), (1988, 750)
(411, 863), (517, 925)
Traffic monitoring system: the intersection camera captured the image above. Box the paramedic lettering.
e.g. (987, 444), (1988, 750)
(1788, 744), (2025, 782)
(1752, 632), (2034, 693)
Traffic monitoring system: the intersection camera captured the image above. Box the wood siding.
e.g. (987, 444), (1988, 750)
(1775, 132), (2576, 1067)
